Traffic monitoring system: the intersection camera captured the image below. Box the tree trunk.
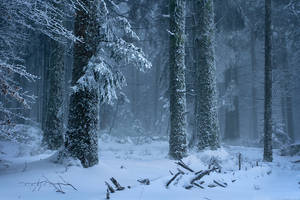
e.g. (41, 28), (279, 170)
(193, 0), (220, 150)
(224, 66), (239, 140)
(169, 0), (187, 159)
(263, 0), (273, 162)
(281, 33), (294, 142)
(43, 37), (65, 150)
(65, 0), (100, 168)
(250, 30), (258, 139)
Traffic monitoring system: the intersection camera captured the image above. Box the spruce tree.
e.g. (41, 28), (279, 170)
(169, 0), (187, 159)
(65, 0), (101, 168)
(192, 0), (220, 150)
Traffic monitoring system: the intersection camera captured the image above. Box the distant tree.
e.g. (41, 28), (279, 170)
(263, 0), (273, 162)
(168, 0), (187, 159)
(191, 0), (220, 150)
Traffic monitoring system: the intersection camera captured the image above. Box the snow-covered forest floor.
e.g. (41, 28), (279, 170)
(0, 127), (300, 200)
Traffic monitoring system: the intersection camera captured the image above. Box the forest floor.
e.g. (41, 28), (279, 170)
(0, 131), (300, 200)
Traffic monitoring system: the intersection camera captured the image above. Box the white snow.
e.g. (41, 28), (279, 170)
(0, 133), (300, 200)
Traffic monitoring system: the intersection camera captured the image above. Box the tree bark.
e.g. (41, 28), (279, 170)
(169, 0), (187, 159)
(65, 0), (100, 167)
(263, 0), (273, 162)
(192, 0), (220, 150)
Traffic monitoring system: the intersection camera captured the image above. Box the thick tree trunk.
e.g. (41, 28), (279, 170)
(193, 0), (220, 150)
(169, 0), (187, 159)
(263, 0), (273, 162)
(65, 0), (100, 167)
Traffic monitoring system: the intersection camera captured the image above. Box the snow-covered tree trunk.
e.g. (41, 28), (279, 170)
(65, 0), (100, 168)
(192, 0), (220, 150)
(43, 2), (65, 150)
(263, 0), (273, 162)
(168, 0), (187, 159)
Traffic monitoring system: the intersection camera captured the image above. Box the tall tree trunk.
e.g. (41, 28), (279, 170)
(192, 0), (219, 150)
(43, 37), (65, 150)
(169, 0), (187, 159)
(41, 36), (50, 132)
(263, 0), (273, 162)
(250, 30), (258, 139)
(65, 0), (100, 168)
(281, 33), (294, 142)
(42, 1), (65, 149)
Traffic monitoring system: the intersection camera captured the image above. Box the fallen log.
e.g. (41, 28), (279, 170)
(110, 177), (125, 191)
(292, 160), (300, 163)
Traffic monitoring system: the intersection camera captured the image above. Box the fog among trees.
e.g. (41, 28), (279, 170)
(1, 0), (300, 199)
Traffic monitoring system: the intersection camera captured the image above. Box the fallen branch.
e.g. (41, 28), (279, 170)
(175, 160), (194, 172)
(193, 182), (204, 189)
(21, 176), (77, 194)
(166, 171), (183, 187)
(105, 181), (115, 193)
(292, 160), (300, 163)
(106, 189), (110, 200)
(110, 177), (125, 191)
(213, 180), (227, 188)
(137, 178), (150, 185)
(190, 167), (218, 184)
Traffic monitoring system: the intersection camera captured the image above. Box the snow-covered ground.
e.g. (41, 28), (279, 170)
(0, 134), (300, 200)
